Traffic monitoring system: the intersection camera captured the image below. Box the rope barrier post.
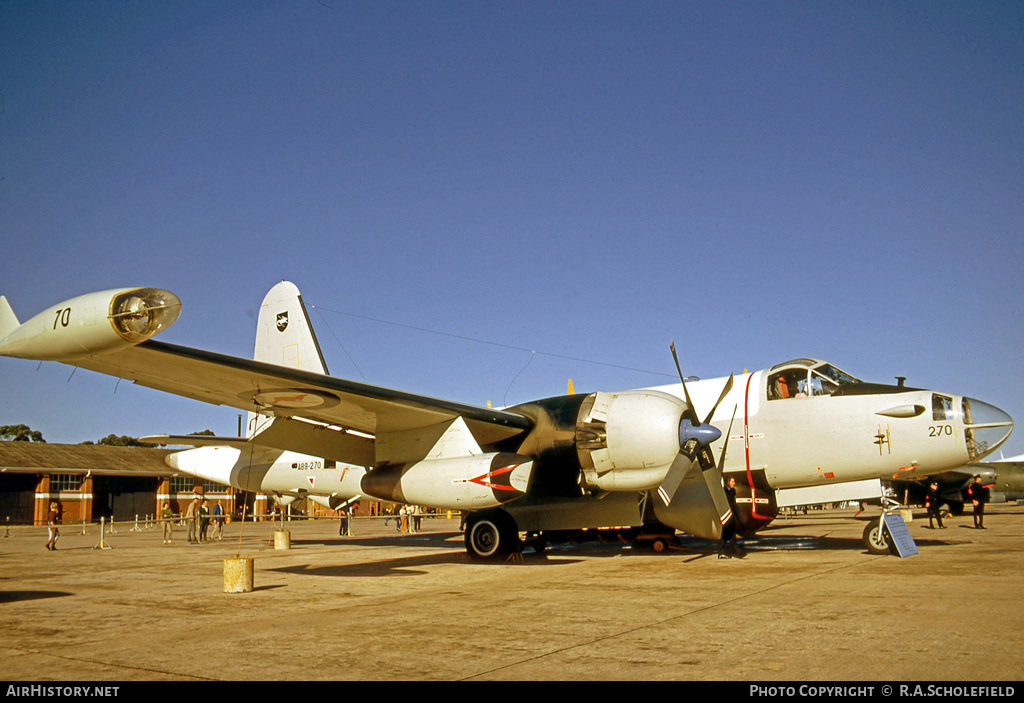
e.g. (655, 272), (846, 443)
(131, 514), (142, 532)
(93, 517), (112, 550)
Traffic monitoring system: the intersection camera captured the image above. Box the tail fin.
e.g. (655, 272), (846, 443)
(255, 281), (328, 374)
(0, 296), (20, 341)
(248, 281), (328, 439)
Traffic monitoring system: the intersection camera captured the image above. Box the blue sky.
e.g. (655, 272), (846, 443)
(1, 1), (1022, 455)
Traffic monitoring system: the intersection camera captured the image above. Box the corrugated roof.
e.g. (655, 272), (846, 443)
(0, 442), (176, 476)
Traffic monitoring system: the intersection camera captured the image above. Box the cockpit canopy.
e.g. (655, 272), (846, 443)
(767, 359), (861, 400)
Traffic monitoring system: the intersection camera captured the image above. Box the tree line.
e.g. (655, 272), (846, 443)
(0, 424), (215, 446)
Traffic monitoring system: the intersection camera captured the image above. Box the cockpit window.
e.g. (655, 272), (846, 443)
(809, 371), (838, 397)
(768, 370), (808, 400)
(768, 362), (860, 401)
(813, 364), (861, 387)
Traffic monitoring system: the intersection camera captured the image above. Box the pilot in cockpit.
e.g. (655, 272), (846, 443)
(769, 372), (806, 400)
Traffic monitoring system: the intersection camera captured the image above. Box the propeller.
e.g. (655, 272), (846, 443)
(671, 341), (733, 461)
(652, 343), (737, 539)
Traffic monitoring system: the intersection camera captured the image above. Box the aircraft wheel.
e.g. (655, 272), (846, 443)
(862, 518), (893, 555)
(465, 510), (520, 561)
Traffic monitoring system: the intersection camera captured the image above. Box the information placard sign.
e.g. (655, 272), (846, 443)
(883, 513), (918, 558)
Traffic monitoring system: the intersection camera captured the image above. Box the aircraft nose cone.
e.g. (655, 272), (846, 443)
(963, 397), (1014, 461)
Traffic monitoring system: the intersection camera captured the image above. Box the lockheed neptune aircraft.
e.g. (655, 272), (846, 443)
(0, 284), (1013, 559)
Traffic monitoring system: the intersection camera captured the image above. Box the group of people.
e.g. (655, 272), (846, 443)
(383, 504), (423, 533)
(926, 475), (991, 530)
(162, 497), (226, 544)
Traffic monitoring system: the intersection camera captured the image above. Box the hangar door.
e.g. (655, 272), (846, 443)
(0, 473), (36, 525)
(94, 476), (159, 522)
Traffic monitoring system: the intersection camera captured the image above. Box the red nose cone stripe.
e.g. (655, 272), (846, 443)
(465, 464), (521, 492)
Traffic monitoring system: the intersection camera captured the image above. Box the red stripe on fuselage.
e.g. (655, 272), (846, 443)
(744, 373), (771, 520)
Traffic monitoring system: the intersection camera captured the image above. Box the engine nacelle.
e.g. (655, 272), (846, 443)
(361, 453), (534, 510)
(575, 389), (686, 491)
(0, 287), (180, 360)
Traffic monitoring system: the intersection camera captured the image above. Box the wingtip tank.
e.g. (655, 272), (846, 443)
(0, 287), (181, 360)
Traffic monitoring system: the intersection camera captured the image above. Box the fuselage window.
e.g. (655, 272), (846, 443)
(932, 394), (954, 422)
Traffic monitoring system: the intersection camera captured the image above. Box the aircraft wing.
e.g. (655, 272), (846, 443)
(72, 339), (533, 460)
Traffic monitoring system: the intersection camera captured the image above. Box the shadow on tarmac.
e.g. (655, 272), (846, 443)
(0, 590), (73, 603)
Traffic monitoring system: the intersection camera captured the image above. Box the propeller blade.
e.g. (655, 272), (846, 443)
(702, 374), (735, 426)
(716, 405), (738, 474)
(670, 341), (700, 426)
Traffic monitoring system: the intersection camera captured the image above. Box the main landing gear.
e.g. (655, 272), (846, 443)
(464, 509), (521, 561)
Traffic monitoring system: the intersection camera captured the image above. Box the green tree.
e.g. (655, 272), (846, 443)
(0, 424), (45, 442)
(92, 434), (157, 447)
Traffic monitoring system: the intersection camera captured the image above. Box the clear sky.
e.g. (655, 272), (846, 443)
(1, 1), (1022, 456)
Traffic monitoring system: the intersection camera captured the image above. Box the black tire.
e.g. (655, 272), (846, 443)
(464, 510), (520, 561)
(862, 518), (893, 555)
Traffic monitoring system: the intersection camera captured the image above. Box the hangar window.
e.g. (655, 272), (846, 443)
(50, 474), (82, 492)
(170, 476), (199, 492)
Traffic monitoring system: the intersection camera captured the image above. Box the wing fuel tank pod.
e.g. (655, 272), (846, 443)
(360, 453), (534, 510)
(0, 287), (181, 360)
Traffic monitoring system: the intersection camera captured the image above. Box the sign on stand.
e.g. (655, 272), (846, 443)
(883, 513), (918, 558)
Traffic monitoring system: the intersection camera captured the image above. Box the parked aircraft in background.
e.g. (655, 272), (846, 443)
(891, 454), (1024, 513)
(0, 284), (1013, 559)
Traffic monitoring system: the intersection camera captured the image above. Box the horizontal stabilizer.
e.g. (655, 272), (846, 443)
(141, 434), (252, 448)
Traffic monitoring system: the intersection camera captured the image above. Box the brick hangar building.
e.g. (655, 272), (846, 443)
(0, 442), (345, 526)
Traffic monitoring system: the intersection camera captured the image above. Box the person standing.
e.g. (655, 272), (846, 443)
(198, 499), (211, 542)
(967, 476), (990, 529)
(46, 502), (60, 551)
(925, 480), (945, 529)
(718, 477), (744, 558)
(185, 497), (199, 543)
(211, 500), (225, 541)
(161, 502), (175, 544)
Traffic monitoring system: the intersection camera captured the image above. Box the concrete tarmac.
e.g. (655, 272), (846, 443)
(1, 505), (1022, 682)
